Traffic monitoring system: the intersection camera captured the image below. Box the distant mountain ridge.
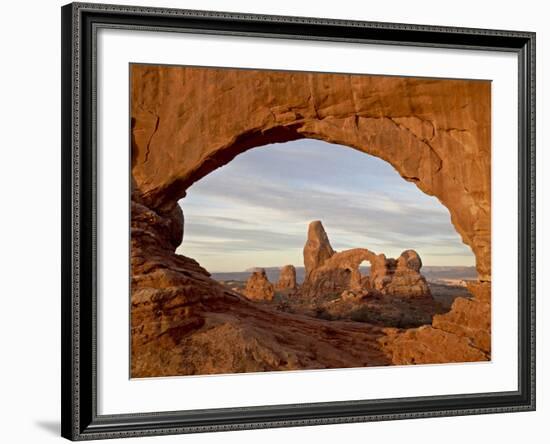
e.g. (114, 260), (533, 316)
(213, 266), (477, 285)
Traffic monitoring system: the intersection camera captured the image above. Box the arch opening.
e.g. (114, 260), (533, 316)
(178, 139), (474, 272)
(176, 139), (475, 325)
(359, 260), (372, 289)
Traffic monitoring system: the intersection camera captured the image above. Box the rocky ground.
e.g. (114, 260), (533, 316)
(218, 278), (472, 329)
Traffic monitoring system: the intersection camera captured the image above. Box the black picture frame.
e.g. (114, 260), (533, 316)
(61, 2), (536, 440)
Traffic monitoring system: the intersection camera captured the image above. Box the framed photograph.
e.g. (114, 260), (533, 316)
(61, 2), (536, 440)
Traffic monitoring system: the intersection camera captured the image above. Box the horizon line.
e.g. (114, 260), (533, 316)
(208, 264), (477, 274)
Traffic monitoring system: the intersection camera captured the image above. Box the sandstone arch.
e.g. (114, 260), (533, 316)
(131, 64), (490, 280)
(301, 221), (431, 300)
(130, 65), (491, 376)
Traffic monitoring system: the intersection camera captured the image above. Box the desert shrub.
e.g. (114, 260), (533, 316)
(315, 307), (334, 320)
(350, 307), (382, 324)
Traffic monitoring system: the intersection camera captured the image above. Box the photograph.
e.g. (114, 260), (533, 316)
(0, 0), (538, 442)
(130, 64), (492, 378)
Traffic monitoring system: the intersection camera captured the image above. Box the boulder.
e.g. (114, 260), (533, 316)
(382, 250), (431, 298)
(397, 249), (422, 272)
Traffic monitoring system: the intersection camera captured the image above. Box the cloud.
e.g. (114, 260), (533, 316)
(182, 222), (304, 252)
(177, 139), (475, 271)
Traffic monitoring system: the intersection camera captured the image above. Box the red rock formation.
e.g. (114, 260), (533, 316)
(302, 248), (376, 298)
(380, 325), (488, 364)
(383, 250), (431, 298)
(380, 282), (491, 364)
(303, 221), (335, 281)
(244, 268), (275, 301)
(301, 223), (431, 300)
(131, 203), (392, 377)
(130, 65), (491, 375)
(276, 265), (297, 291)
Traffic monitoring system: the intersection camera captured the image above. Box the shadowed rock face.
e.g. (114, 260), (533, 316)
(130, 65), (491, 376)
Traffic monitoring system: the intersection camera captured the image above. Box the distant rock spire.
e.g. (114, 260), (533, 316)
(276, 265), (297, 290)
(303, 220), (335, 281)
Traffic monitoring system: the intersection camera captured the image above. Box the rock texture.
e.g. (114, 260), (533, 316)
(130, 65), (491, 376)
(276, 265), (297, 291)
(380, 325), (489, 364)
(380, 282), (491, 364)
(244, 268), (275, 301)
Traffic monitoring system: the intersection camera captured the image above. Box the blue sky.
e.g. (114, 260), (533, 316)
(176, 139), (474, 272)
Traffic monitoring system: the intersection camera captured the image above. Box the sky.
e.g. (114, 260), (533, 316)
(176, 139), (475, 272)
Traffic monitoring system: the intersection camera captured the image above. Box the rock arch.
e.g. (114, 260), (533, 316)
(301, 221), (431, 300)
(131, 65), (490, 280)
(130, 65), (491, 376)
